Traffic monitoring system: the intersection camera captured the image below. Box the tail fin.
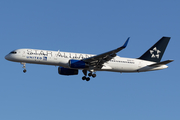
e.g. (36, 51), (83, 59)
(138, 37), (170, 62)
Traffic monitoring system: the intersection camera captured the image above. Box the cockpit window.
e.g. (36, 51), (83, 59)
(9, 51), (17, 54)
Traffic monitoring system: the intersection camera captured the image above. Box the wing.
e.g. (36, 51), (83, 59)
(82, 37), (130, 68)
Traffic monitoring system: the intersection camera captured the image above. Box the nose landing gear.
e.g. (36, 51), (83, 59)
(21, 62), (27, 73)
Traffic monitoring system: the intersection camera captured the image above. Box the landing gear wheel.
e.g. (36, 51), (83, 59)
(82, 76), (86, 80)
(88, 73), (92, 77)
(86, 77), (90, 81)
(23, 69), (27, 73)
(92, 74), (96, 78)
(81, 70), (96, 81)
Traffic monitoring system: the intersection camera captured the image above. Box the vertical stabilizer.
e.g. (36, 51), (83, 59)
(138, 37), (170, 62)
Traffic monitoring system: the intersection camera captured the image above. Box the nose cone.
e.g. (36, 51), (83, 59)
(5, 54), (10, 60)
(5, 54), (13, 61)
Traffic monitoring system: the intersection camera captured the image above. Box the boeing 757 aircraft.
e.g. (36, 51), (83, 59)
(5, 37), (173, 81)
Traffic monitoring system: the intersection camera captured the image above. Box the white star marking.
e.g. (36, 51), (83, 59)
(150, 47), (161, 58)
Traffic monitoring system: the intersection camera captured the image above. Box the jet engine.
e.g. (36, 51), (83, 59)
(58, 67), (78, 75)
(69, 59), (89, 68)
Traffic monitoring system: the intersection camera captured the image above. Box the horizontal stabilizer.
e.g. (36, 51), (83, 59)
(149, 60), (174, 67)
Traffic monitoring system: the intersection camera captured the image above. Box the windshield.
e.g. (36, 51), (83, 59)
(9, 51), (17, 54)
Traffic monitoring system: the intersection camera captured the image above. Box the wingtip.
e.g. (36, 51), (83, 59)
(122, 37), (130, 48)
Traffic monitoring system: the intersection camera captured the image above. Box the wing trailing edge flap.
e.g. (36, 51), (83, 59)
(148, 60), (174, 67)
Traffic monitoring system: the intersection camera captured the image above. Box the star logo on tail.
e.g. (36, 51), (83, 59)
(150, 47), (161, 58)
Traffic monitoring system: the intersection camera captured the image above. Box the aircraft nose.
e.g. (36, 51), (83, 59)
(5, 54), (8, 60)
(5, 54), (11, 60)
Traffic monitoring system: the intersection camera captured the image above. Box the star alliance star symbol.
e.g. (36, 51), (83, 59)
(150, 47), (161, 58)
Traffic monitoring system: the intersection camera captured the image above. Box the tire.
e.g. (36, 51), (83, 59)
(82, 76), (86, 80)
(86, 77), (90, 81)
(92, 74), (96, 78)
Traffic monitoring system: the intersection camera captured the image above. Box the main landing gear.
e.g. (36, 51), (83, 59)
(82, 70), (96, 81)
(21, 62), (27, 73)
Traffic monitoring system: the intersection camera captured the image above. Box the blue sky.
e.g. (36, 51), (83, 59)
(1, 0), (180, 120)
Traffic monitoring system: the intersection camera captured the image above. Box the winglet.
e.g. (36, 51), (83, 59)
(122, 37), (130, 48)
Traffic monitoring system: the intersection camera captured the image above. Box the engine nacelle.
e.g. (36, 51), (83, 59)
(58, 67), (78, 75)
(69, 59), (89, 68)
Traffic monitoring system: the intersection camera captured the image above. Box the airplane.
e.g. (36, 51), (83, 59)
(5, 37), (173, 81)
